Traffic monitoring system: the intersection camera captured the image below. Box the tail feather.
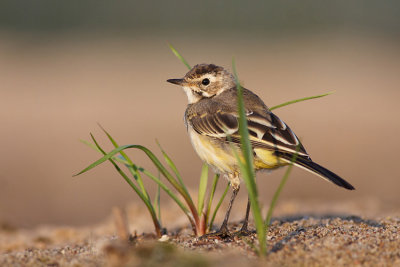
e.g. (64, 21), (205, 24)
(281, 155), (355, 190)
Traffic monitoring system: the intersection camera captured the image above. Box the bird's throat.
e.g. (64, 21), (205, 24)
(183, 87), (203, 104)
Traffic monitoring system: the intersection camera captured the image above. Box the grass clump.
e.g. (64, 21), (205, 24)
(76, 130), (228, 237)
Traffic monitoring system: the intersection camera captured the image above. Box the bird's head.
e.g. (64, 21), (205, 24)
(167, 64), (236, 104)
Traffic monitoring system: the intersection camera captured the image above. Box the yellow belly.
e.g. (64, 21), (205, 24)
(189, 130), (237, 174)
(188, 129), (286, 174)
(253, 148), (288, 169)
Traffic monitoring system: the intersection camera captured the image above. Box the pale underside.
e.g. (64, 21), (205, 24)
(188, 127), (291, 189)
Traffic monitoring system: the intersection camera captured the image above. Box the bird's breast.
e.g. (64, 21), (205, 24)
(187, 127), (238, 174)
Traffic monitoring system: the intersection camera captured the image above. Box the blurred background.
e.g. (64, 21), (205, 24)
(0, 1), (399, 228)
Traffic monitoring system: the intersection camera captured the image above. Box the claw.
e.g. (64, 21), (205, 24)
(200, 228), (231, 240)
(233, 228), (252, 237)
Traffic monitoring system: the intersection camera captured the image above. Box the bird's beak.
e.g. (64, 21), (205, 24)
(167, 78), (185, 86)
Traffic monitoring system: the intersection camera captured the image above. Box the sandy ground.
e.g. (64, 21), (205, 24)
(0, 200), (399, 266)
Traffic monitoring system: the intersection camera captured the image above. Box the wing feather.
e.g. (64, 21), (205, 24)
(188, 108), (309, 157)
(190, 110), (238, 137)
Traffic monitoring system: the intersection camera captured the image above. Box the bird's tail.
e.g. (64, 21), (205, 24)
(280, 154), (355, 190)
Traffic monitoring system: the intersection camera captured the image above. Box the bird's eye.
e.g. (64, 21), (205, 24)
(201, 78), (210, 86)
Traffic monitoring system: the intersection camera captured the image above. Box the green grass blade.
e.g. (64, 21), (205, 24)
(232, 58), (266, 256)
(156, 141), (192, 200)
(81, 139), (133, 167)
(132, 146), (199, 226)
(232, 60), (255, 184)
(99, 125), (150, 201)
(265, 144), (301, 230)
(140, 168), (190, 214)
(87, 134), (161, 237)
(168, 43), (191, 70)
(74, 144), (166, 177)
(270, 92), (334, 111)
(140, 166), (196, 232)
(209, 182), (230, 231)
(197, 163), (209, 216)
(139, 168), (194, 224)
(205, 173), (220, 229)
(80, 139), (103, 153)
(153, 171), (161, 223)
(74, 143), (124, 176)
(98, 124), (135, 166)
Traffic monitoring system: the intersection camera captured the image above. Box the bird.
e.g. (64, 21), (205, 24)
(167, 63), (355, 237)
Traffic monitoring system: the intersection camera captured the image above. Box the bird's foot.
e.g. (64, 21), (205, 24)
(233, 227), (252, 237)
(200, 226), (231, 240)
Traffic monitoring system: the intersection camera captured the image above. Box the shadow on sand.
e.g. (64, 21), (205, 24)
(268, 214), (383, 253)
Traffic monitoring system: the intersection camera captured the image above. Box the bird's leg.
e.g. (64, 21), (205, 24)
(237, 175), (258, 236)
(241, 197), (251, 232)
(201, 185), (239, 239)
(219, 185), (240, 234)
(234, 197), (252, 236)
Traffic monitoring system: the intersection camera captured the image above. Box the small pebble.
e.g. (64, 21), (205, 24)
(158, 235), (169, 242)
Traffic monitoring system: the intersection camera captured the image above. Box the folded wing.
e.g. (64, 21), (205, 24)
(188, 109), (310, 158)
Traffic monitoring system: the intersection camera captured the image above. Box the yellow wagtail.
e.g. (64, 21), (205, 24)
(167, 64), (354, 236)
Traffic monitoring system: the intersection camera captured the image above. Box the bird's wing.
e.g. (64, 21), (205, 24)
(188, 108), (309, 157)
(188, 109), (239, 137)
